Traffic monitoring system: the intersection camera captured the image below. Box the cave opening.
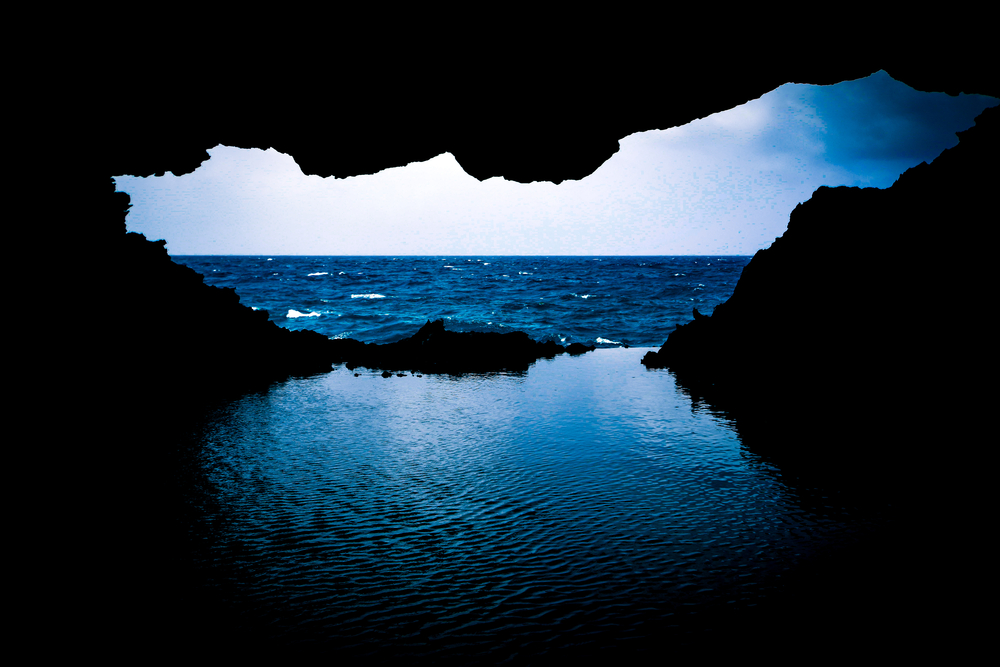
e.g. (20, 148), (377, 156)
(114, 70), (996, 258)
(62, 48), (1000, 664)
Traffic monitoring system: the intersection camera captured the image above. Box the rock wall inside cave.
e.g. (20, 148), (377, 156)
(644, 106), (997, 480)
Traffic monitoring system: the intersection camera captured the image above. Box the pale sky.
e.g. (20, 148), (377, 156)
(115, 71), (997, 255)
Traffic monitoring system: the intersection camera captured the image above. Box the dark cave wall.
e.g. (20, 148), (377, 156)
(47, 24), (997, 660)
(97, 45), (998, 186)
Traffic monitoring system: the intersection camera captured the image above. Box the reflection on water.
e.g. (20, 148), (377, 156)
(174, 349), (892, 660)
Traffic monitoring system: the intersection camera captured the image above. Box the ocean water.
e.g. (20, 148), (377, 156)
(173, 256), (751, 346)
(167, 256), (894, 659)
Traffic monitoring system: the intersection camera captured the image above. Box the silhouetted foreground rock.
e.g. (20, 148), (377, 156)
(639, 111), (999, 656)
(111, 227), (338, 406)
(103, 202), (591, 412)
(643, 106), (998, 481)
(99, 38), (996, 188)
(331, 319), (589, 374)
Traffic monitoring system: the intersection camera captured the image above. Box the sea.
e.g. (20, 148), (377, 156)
(174, 256), (751, 347)
(165, 256), (897, 660)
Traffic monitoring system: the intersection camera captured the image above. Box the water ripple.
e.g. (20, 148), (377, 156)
(177, 348), (892, 659)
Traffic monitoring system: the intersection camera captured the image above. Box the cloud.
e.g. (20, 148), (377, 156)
(796, 69), (998, 182)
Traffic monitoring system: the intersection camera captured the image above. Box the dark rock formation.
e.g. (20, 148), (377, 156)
(37, 180), (332, 487)
(95, 32), (997, 188)
(96, 190), (587, 410)
(644, 106), (998, 481)
(565, 342), (597, 355)
(334, 318), (573, 374)
(335, 319), (570, 374)
(638, 109), (998, 658)
(120, 238), (336, 383)
(49, 34), (999, 660)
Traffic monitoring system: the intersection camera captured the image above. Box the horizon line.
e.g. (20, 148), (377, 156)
(168, 253), (757, 258)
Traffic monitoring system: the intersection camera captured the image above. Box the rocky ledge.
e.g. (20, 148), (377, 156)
(104, 195), (594, 413)
(331, 319), (593, 375)
(642, 106), (997, 477)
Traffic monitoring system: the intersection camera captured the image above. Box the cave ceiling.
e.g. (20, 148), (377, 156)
(97, 22), (996, 185)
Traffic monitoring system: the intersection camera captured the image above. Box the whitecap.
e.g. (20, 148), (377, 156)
(307, 272), (329, 277)
(351, 294), (386, 299)
(287, 310), (321, 318)
(596, 337), (622, 345)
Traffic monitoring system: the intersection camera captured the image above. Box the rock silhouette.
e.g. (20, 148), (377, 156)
(643, 106), (997, 482)
(97, 36), (995, 187)
(53, 35), (999, 661)
(636, 109), (998, 658)
(334, 318), (577, 374)
(108, 204), (587, 404)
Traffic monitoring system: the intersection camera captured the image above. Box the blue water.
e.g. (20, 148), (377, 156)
(168, 256), (893, 660)
(173, 256), (750, 346)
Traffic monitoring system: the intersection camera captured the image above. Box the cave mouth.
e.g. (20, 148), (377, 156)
(114, 71), (997, 258)
(73, 55), (1000, 659)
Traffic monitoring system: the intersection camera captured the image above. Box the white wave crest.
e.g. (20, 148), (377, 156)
(596, 337), (622, 345)
(351, 294), (386, 299)
(307, 272), (329, 277)
(287, 309), (321, 318)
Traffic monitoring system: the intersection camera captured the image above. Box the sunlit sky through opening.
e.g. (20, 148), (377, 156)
(115, 71), (997, 256)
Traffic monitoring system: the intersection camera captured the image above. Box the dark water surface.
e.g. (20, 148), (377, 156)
(172, 255), (751, 347)
(173, 347), (893, 660)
